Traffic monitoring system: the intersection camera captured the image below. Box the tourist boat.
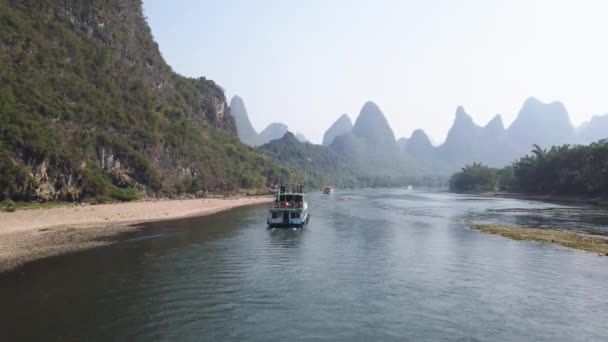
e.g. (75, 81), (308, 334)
(322, 186), (333, 195)
(267, 185), (310, 228)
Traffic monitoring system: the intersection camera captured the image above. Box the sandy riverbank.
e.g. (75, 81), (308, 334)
(0, 196), (273, 273)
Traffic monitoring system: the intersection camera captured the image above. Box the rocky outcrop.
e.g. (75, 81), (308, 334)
(322, 114), (353, 146)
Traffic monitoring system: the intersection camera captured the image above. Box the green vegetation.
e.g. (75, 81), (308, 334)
(450, 141), (608, 197)
(471, 224), (608, 255)
(258, 133), (357, 189)
(449, 163), (498, 192)
(0, 1), (290, 202)
(258, 133), (448, 189)
(1, 199), (16, 212)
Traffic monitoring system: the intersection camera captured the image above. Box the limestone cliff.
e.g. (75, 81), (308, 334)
(0, 0), (287, 201)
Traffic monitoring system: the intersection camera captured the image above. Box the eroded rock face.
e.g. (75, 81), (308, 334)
(28, 158), (82, 201)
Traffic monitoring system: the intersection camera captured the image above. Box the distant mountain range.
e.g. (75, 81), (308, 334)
(232, 95), (608, 184)
(230, 95), (307, 147)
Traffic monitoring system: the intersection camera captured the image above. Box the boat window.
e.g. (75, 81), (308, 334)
(271, 212), (278, 218)
(291, 212), (300, 219)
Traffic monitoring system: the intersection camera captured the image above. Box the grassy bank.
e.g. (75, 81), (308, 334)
(471, 224), (608, 255)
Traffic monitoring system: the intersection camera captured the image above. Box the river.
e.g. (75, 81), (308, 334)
(1, 189), (607, 341)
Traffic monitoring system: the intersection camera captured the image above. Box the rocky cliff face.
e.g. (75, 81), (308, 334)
(0, 0), (287, 201)
(322, 114), (353, 146)
(230, 95), (259, 146)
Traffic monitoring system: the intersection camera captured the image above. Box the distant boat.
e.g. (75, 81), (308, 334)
(267, 185), (310, 228)
(407, 185), (413, 190)
(322, 186), (333, 195)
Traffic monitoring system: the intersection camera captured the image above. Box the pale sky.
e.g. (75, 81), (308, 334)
(143, 0), (608, 144)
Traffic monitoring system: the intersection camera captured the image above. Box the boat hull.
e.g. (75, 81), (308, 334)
(268, 213), (310, 228)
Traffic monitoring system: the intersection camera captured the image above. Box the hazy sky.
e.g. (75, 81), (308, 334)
(143, 0), (608, 144)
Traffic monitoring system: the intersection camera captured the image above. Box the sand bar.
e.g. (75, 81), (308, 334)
(0, 196), (273, 273)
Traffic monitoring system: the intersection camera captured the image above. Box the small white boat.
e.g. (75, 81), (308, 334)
(267, 185), (310, 228)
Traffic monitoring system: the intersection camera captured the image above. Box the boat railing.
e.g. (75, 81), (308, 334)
(274, 201), (303, 209)
(278, 185), (304, 194)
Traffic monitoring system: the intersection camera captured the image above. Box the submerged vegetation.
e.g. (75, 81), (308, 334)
(471, 224), (608, 255)
(450, 141), (608, 197)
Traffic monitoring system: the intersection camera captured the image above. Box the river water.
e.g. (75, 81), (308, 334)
(1, 189), (608, 341)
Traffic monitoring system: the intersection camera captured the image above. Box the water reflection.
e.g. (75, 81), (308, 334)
(1, 189), (608, 341)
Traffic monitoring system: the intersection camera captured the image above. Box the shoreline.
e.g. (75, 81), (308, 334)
(0, 196), (273, 274)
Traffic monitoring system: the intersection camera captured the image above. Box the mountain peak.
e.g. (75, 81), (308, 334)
(257, 122), (289, 145)
(323, 113), (353, 146)
(452, 106), (478, 129)
(295, 132), (309, 143)
(230, 95), (258, 146)
(404, 129), (435, 159)
(230, 94), (244, 106)
(507, 97), (574, 154)
(352, 101), (396, 144)
(520, 97), (568, 118)
(484, 114), (505, 131)
(410, 129), (432, 143)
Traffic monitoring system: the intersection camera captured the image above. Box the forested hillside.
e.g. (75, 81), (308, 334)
(0, 0), (289, 202)
(450, 140), (608, 197)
